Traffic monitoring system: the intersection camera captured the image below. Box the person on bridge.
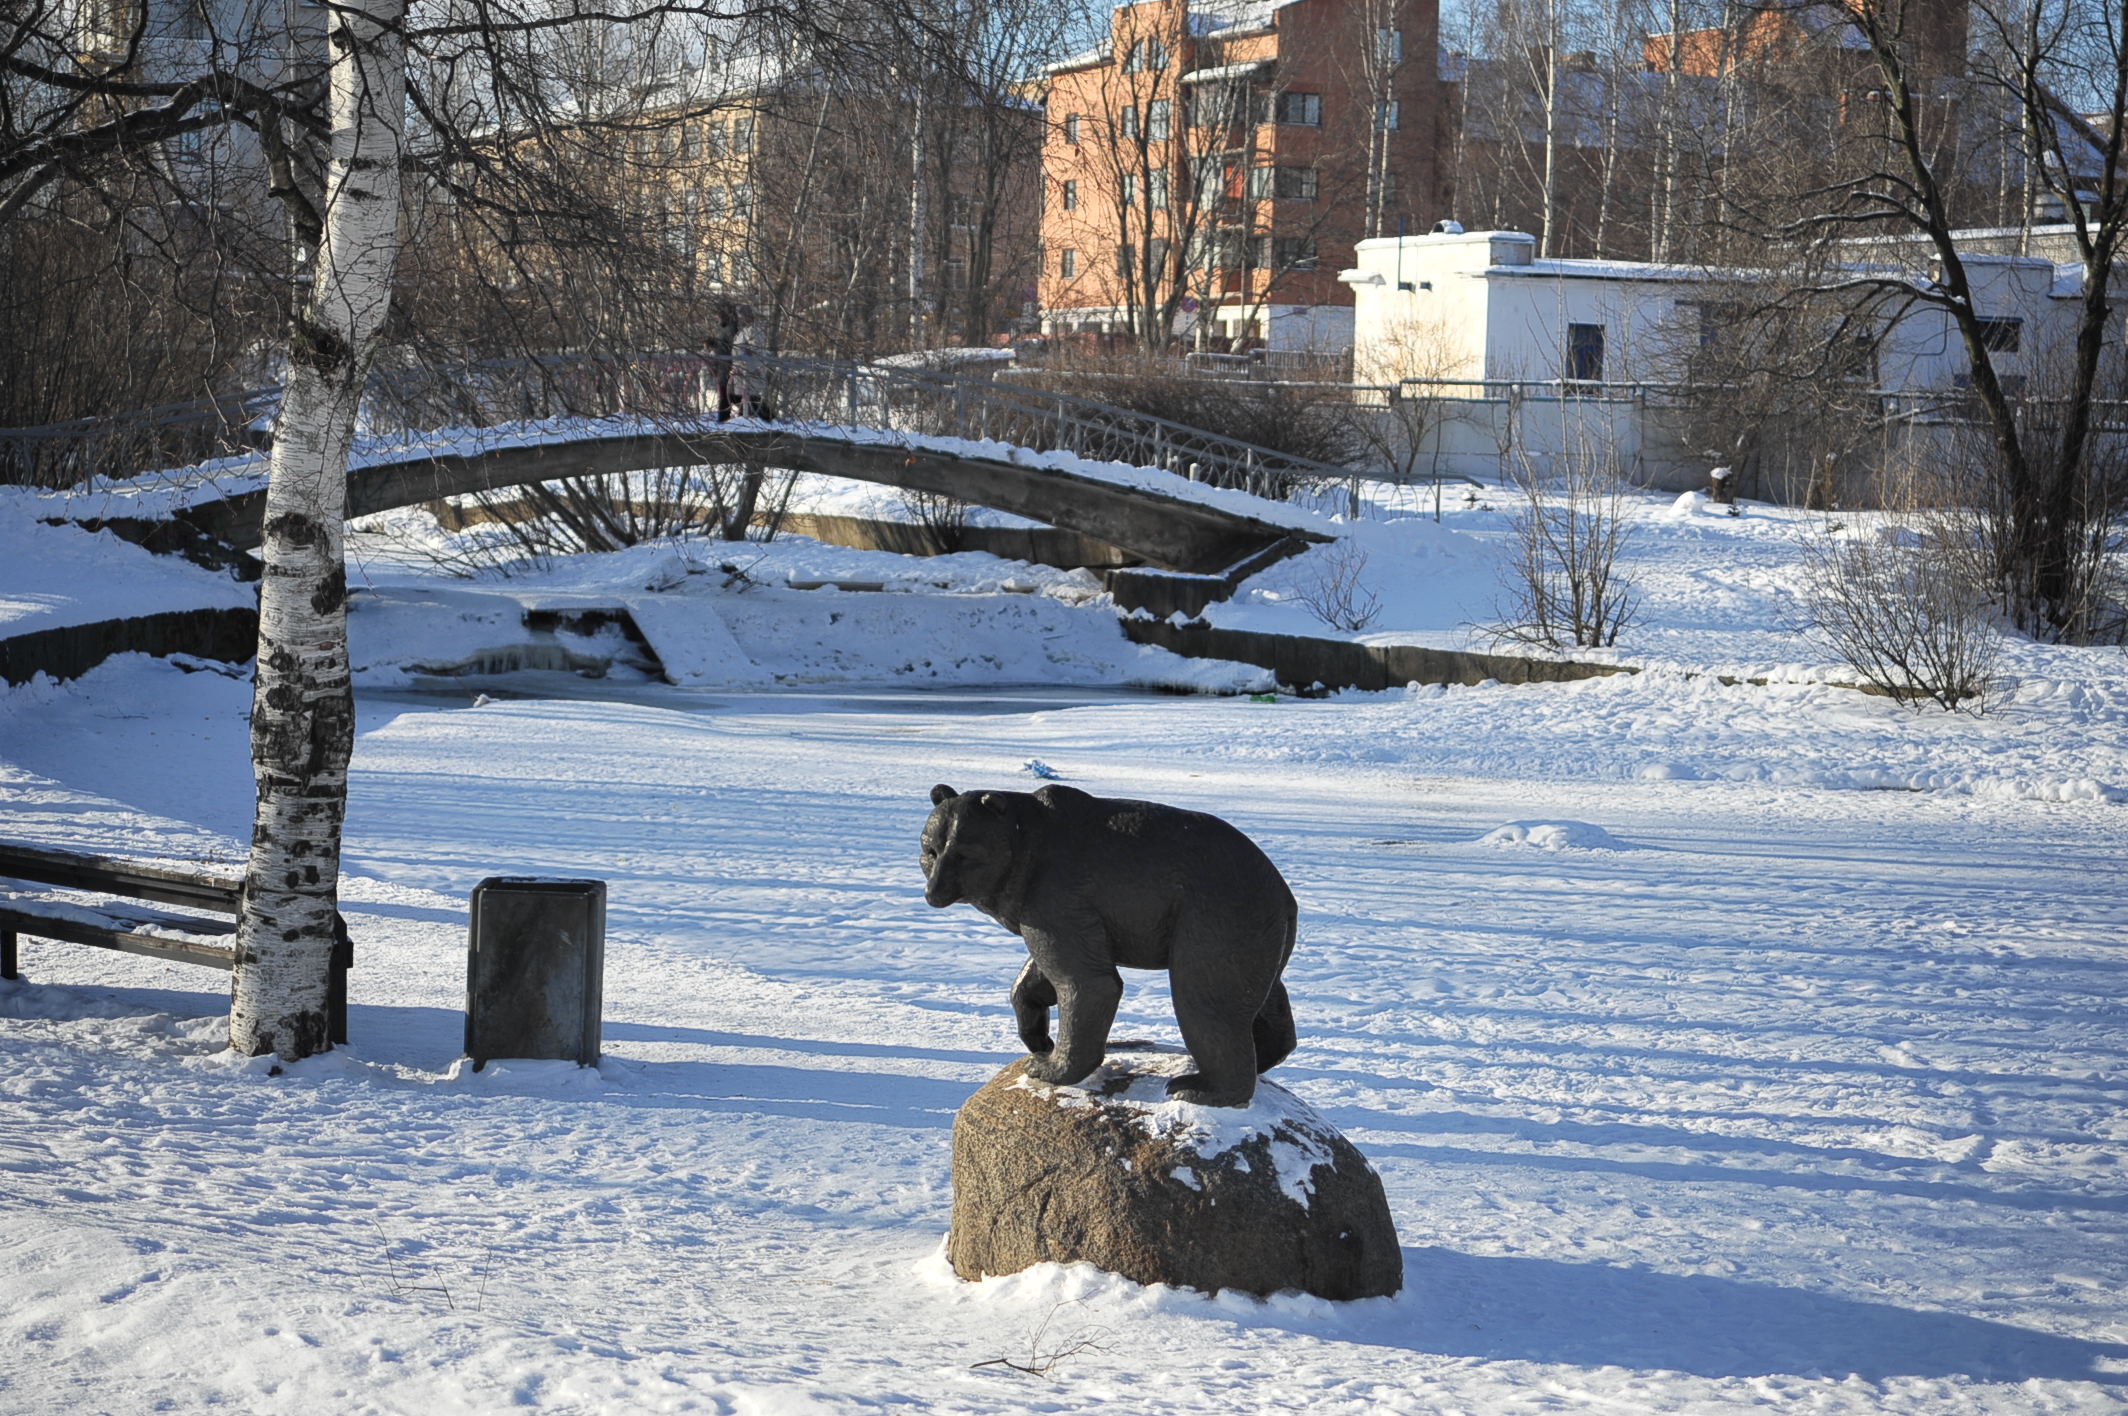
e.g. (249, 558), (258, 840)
(729, 304), (774, 422)
(702, 301), (740, 422)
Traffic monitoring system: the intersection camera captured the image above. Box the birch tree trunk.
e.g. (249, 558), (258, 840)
(230, 0), (406, 1059)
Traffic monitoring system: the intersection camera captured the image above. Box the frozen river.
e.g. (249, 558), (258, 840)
(4, 655), (2128, 1412)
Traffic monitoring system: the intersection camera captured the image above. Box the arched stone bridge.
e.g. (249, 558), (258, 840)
(161, 418), (1327, 580)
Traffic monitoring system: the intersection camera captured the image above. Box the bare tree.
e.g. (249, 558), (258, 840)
(1782, 0), (2128, 642)
(1287, 539), (1382, 631)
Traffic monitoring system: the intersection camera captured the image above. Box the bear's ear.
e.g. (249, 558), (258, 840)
(978, 793), (1010, 816)
(930, 784), (957, 806)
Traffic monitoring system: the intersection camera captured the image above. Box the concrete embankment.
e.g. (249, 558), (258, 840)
(0, 607), (260, 686)
(1123, 618), (1632, 694)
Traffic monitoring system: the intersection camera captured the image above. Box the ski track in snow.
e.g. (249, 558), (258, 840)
(4, 649), (2128, 1412)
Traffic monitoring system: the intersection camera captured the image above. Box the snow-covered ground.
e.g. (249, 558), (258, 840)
(4, 483), (2128, 1413)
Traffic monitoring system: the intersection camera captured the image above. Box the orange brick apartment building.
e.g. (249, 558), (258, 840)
(1038, 0), (1453, 353)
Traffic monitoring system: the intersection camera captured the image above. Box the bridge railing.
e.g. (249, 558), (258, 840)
(356, 350), (1356, 496)
(7, 350), (1357, 498)
(0, 388), (279, 489)
(753, 355), (1354, 495)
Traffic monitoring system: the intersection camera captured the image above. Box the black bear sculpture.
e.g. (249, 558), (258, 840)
(920, 783), (1297, 1107)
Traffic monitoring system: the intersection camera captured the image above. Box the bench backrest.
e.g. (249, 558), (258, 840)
(0, 842), (242, 914)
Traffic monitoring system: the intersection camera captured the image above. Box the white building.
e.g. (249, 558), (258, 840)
(1335, 225), (2109, 494)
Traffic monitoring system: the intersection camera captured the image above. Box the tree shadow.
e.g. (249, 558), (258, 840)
(1314, 1248), (2128, 1385)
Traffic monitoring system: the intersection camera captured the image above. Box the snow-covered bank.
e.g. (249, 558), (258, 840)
(3, 665), (2126, 1412)
(8, 457), (2128, 1412)
(0, 495), (254, 639)
(336, 531), (1276, 694)
(1212, 486), (2128, 692)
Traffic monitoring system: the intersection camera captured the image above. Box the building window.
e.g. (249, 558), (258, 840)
(1568, 323), (1606, 382)
(1274, 236), (1318, 269)
(1273, 166), (1317, 200)
(1121, 172), (1136, 205)
(1148, 169), (1169, 208)
(1275, 92), (1322, 125)
(1062, 179), (1078, 211)
(732, 117), (754, 153)
(1190, 155), (1222, 205)
(1060, 248), (1077, 278)
(1378, 28), (1402, 63)
(1977, 317), (2023, 352)
(704, 250), (724, 283)
(1065, 113), (1081, 144)
(1687, 300), (1743, 348)
(1147, 98), (1171, 141)
(1117, 242), (1134, 279)
(1123, 35), (1167, 73)
(1376, 100), (1399, 131)
(730, 183), (753, 217)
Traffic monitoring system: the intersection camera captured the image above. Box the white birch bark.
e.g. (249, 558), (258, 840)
(229, 0), (406, 1059)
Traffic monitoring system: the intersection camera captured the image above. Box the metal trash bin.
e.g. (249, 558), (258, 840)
(465, 877), (606, 1071)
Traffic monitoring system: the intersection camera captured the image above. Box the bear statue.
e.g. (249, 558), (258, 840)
(920, 782), (1298, 1108)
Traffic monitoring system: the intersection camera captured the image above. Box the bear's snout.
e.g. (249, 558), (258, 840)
(922, 855), (956, 907)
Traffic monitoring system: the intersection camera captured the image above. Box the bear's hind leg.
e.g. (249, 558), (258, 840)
(1252, 979), (1296, 1074)
(1168, 982), (1260, 1108)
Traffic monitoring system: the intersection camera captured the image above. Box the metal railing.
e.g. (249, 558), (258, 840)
(8, 350), (1359, 497)
(0, 387), (280, 488)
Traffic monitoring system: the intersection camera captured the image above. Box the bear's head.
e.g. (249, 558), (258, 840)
(920, 784), (1018, 909)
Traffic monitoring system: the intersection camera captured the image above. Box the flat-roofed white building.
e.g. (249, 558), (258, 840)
(1335, 225), (2113, 496)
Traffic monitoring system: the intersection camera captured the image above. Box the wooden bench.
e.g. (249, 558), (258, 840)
(0, 841), (350, 1044)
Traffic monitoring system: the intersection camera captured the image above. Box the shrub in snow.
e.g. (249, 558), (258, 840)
(1286, 540), (1381, 633)
(1800, 516), (2002, 714)
(1491, 442), (1638, 650)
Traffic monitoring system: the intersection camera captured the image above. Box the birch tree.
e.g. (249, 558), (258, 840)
(5, 0), (907, 1058)
(228, 0), (405, 1059)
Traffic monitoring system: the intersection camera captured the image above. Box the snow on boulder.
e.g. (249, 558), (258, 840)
(947, 1045), (1401, 1301)
(1480, 819), (1633, 851)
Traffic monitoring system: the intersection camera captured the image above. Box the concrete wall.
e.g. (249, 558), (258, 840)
(1350, 392), (1707, 493)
